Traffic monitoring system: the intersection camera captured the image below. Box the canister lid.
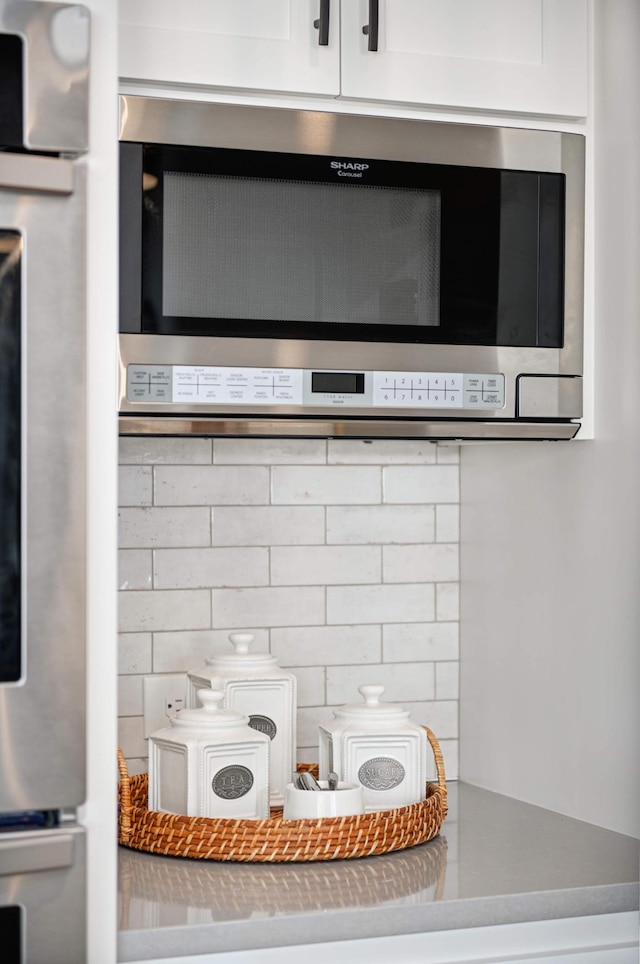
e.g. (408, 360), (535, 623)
(334, 685), (410, 722)
(170, 687), (249, 729)
(204, 632), (279, 671)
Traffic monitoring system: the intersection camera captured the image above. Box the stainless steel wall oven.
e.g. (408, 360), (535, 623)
(0, 3), (89, 961)
(119, 97), (585, 441)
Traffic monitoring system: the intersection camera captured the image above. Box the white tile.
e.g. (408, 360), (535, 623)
(118, 550), (152, 591)
(212, 587), (325, 628)
(271, 546), (381, 586)
(438, 739), (459, 781)
(418, 700), (459, 739)
(118, 633), (152, 675)
(383, 465), (459, 504)
(436, 662), (459, 700)
(327, 584), (434, 625)
(436, 583), (459, 621)
(292, 667), (325, 707)
(214, 438), (326, 464)
(119, 507), (211, 549)
(118, 674), (144, 717)
(119, 437), (212, 464)
(118, 716), (147, 759)
(326, 505), (435, 545)
(154, 547), (268, 589)
(212, 506), (325, 547)
(327, 440), (437, 464)
(383, 622), (459, 662)
(271, 625), (381, 667)
(326, 662), (435, 705)
(436, 505), (459, 543)
(119, 589), (211, 633)
(122, 757), (148, 776)
(436, 445), (460, 464)
(153, 628), (270, 673)
(400, 700), (435, 725)
(154, 466), (269, 506)
(119, 466), (152, 506)
(383, 544), (459, 583)
(271, 466), (381, 505)
(297, 706), (337, 747)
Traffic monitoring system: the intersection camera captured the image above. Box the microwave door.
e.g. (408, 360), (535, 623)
(0, 153), (86, 814)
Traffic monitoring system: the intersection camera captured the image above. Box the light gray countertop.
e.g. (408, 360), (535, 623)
(118, 783), (640, 961)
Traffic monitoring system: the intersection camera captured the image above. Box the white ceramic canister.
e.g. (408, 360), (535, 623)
(318, 684), (428, 813)
(187, 632), (297, 808)
(148, 687), (270, 820)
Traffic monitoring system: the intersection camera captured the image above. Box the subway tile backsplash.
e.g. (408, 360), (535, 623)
(118, 437), (460, 782)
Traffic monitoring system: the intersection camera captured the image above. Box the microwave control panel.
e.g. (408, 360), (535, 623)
(126, 365), (505, 410)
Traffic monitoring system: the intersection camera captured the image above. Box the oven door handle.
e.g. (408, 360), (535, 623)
(0, 833), (74, 876)
(0, 153), (75, 196)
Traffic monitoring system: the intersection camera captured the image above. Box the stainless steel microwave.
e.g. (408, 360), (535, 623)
(118, 96), (585, 441)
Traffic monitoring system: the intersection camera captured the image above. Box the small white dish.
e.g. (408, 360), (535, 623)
(282, 781), (364, 821)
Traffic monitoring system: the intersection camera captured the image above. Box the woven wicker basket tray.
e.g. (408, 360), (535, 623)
(118, 726), (446, 863)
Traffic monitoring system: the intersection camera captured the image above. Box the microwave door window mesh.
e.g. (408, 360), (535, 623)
(161, 173), (440, 328)
(0, 232), (21, 684)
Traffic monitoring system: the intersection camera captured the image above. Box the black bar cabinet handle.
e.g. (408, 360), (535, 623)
(313, 0), (330, 46)
(362, 0), (379, 52)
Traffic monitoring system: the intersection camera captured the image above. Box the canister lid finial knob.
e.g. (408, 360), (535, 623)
(197, 687), (225, 715)
(358, 684), (385, 706)
(229, 632), (254, 655)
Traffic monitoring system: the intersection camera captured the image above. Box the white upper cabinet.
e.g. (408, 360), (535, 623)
(119, 0), (340, 96)
(119, 0), (587, 117)
(341, 0), (587, 116)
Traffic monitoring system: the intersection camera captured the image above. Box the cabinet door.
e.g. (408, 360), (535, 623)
(341, 0), (587, 116)
(119, 0), (340, 96)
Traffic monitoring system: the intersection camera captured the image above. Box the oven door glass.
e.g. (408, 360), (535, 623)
(0, 230), (21, 684)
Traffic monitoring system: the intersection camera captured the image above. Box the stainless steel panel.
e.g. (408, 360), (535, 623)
(561, 132), (586, 375)
(119, 96), (571, 173)
(0, 1), (90, 153)
(0, 833), (73, 876)
(0, 171), (86, 812)
(119, 415), (580, 441)
(0, 153), (74, 195)
(517, 375), (583, 419)
(0, 827), (85, 964)
(118, 334), (579, 426)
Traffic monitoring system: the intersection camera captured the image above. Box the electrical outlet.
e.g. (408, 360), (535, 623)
(143, 674), (188, 739)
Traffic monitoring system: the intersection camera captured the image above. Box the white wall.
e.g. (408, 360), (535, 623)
(459, 0), (640, 838)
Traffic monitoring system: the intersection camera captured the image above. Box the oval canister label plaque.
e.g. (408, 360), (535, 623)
(212, 765), (254, 799)
(249, 714), (277, 740)
(358, 757), (406, 791)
